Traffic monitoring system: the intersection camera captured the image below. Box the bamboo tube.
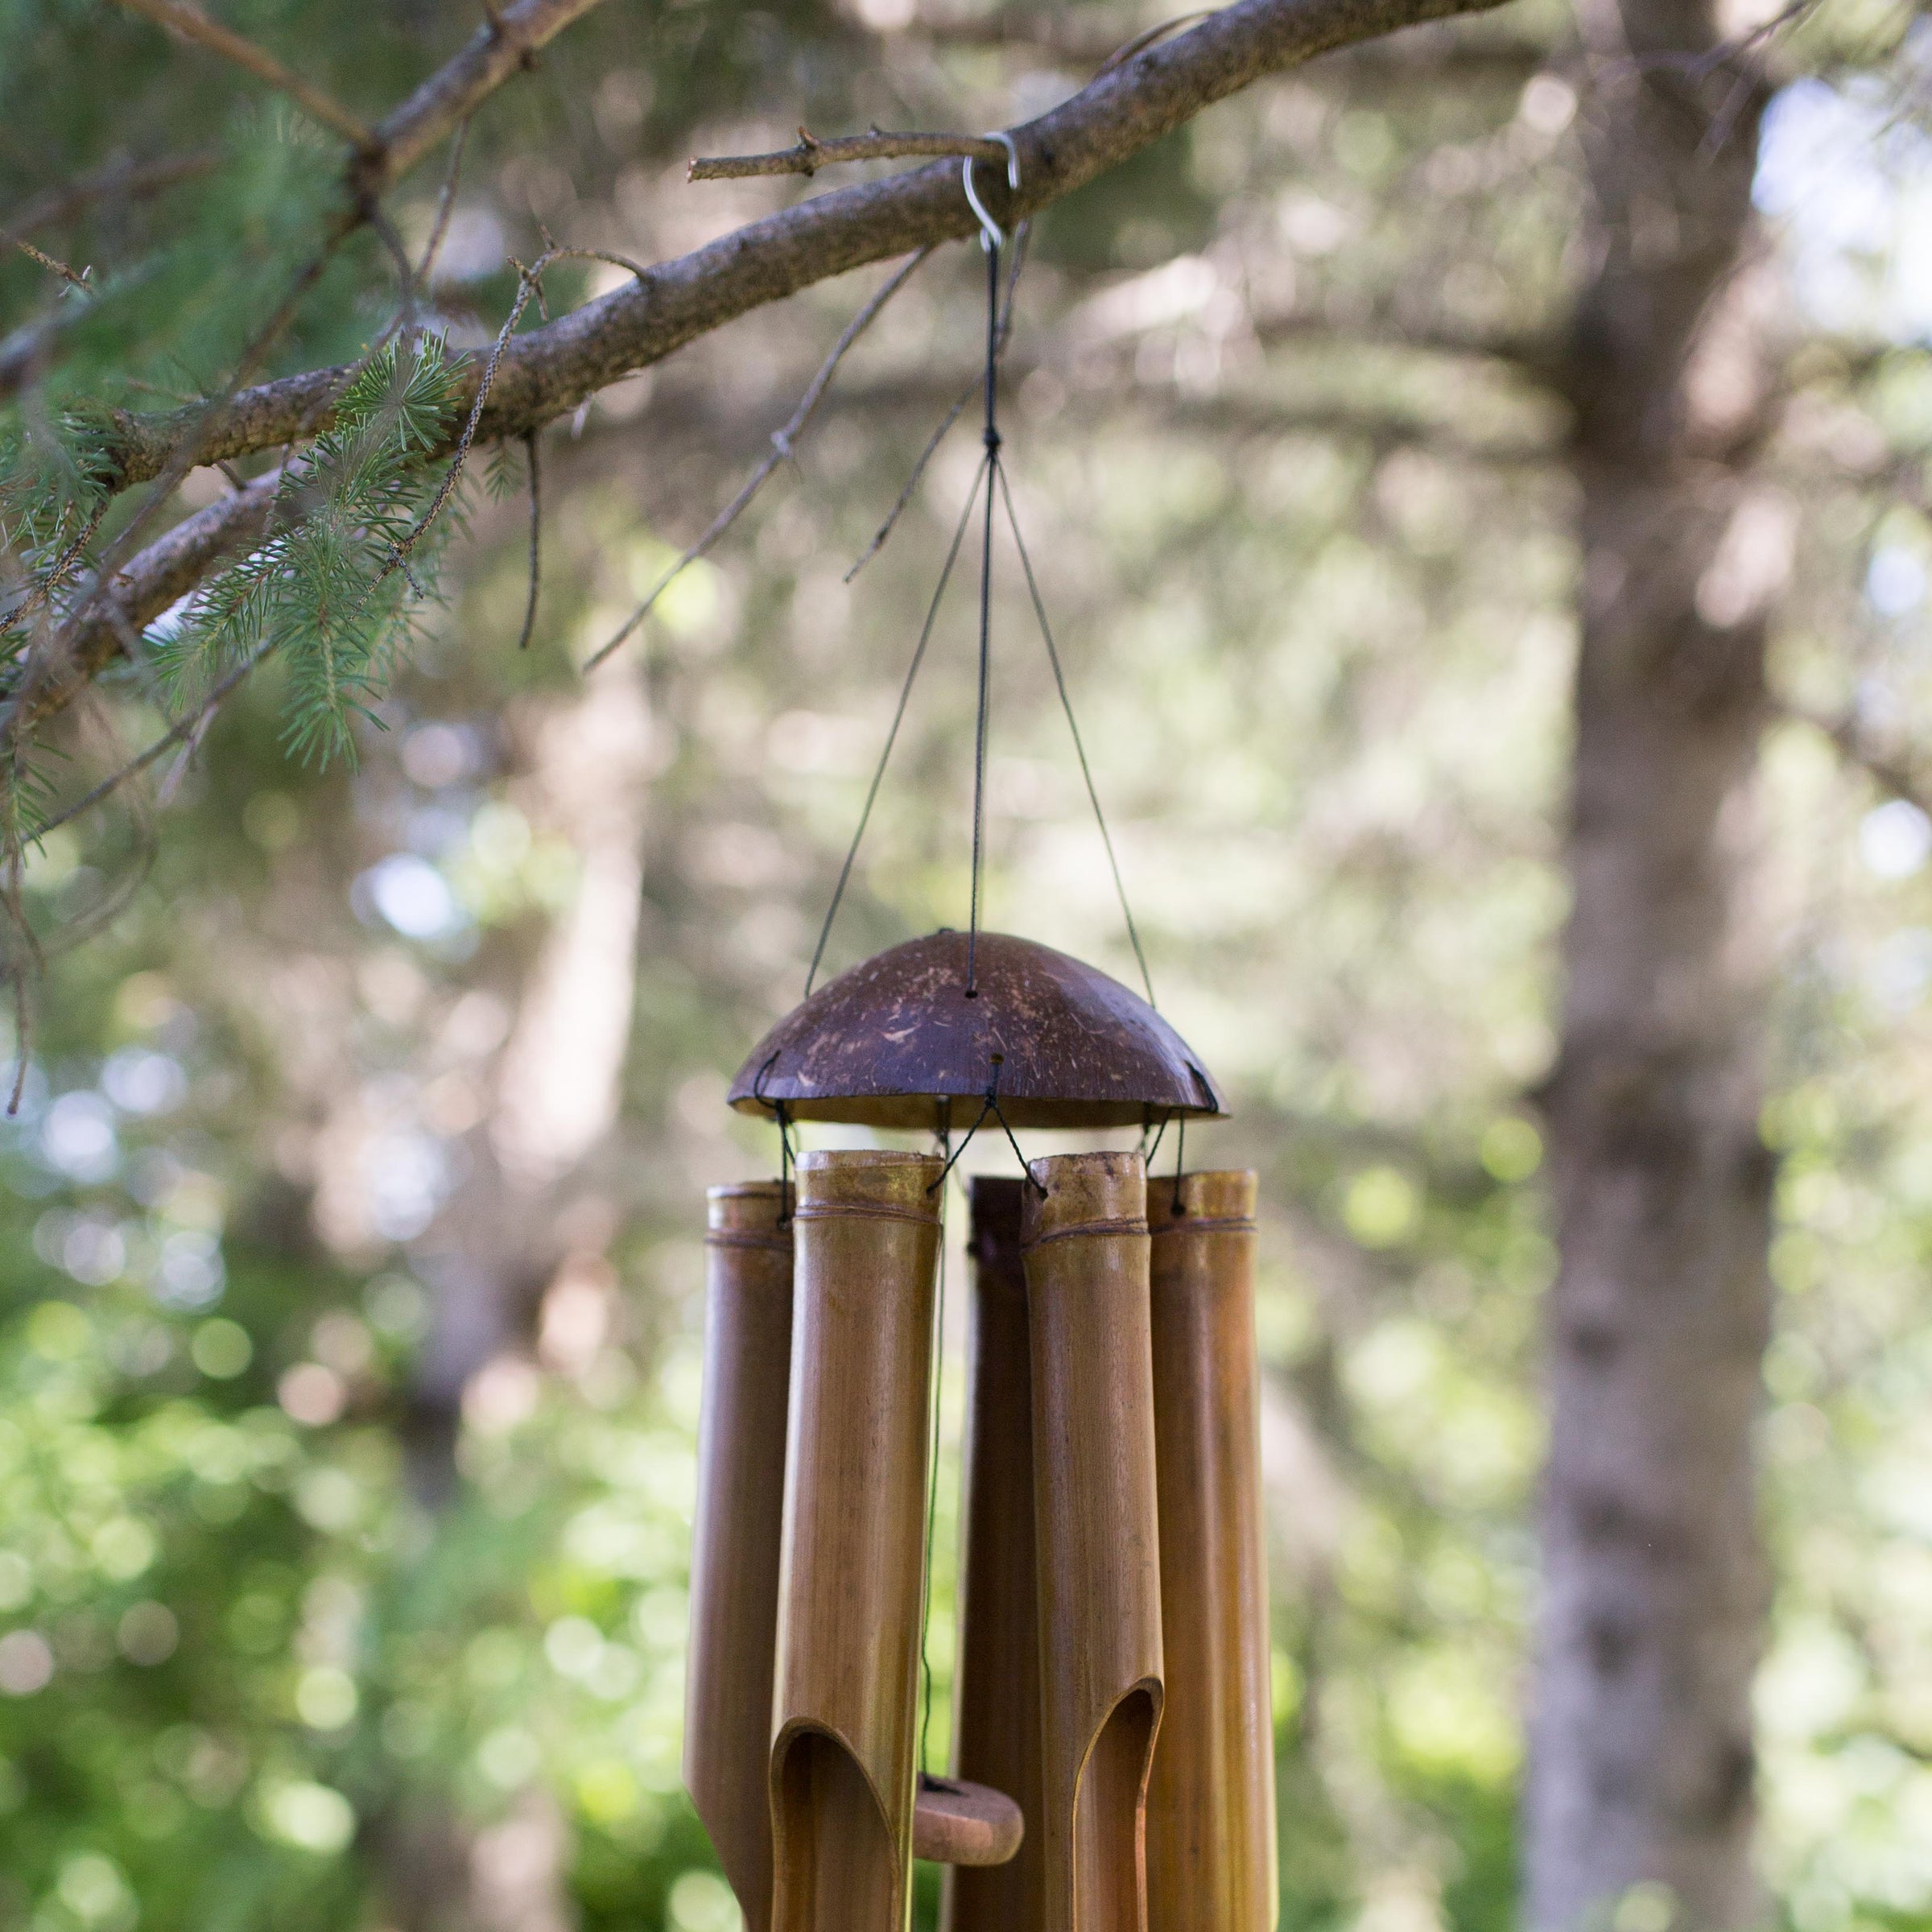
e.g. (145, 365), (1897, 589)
(1022, 1151), (1164, 1932)
(685, 1180), (794, 1932)
(1144, 1172), (1278, 1932)
(770, 1149), (944, 1932)
(943, 1177), (1046, 1932)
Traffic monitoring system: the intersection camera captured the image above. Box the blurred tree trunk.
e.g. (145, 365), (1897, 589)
(385, 673), (654, 1932)
(1530, 5), (1782, 1927)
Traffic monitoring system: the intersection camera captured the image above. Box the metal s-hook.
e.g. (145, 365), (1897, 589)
(961, 132), (1020, 251)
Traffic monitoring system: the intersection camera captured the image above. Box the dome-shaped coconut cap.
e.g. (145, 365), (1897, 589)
(728, 931), (1225, 1132)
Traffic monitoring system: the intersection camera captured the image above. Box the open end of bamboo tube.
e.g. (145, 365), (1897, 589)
(771, 1150), (943, 1932)
(1074, 1686), (1160, 1932)
(687, 1179), (794, 1932)
(774, 1724), (898, 1926)
(1022, 1151), (1164, 1932)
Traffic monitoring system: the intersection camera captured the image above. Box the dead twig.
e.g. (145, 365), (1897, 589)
(369, 245), (581, 592)
(39, 642), (274, 836)
(516, 431), (542, 650)
(6, 151), (218, 240)
(690, 126), (1011, 182)
(29, 0), (1512, 740)
(109, 0), (376, 150)
(4, 235), (91, 291)
(416, 118), (473, 286)
(583, 245), (931, 671)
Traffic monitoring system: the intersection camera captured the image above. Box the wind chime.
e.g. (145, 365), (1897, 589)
(682, 151), (1278, 1932)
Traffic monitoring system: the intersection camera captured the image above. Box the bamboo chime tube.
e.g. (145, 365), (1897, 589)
(685, 1180), (795, 1932)
(1144, 1172), (1278, 1932)
(943, 1177), (1046, 1932)
(770, 1149), (944, 1932)
(1023, 1151), (1165, 1932)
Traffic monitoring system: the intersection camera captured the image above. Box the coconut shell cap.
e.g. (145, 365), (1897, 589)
(728, 931), (1224, 1131)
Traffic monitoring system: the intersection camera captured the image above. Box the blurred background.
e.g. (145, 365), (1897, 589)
(2, 0), (1930, 1928)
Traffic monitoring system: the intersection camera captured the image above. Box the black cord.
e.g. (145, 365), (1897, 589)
(966, 234), (1001, 997)
(995, 464), (1156, 1011)
(804, 452), (991, 997)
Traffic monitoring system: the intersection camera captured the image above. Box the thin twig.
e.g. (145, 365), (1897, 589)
(368, 246), (571, 592)
(109, 0), (376, 150)
(4, 235), (90, 290)
(690, 125), (1010, 182)
(7, 151), (217, 240)
(1095, 10), (1220, 75)
(81, 0), (1509, 497)
(416, 118), (472, 285)
(845, 226), (1026, 583)
(39, 644), (273, 836)
(515, 431), (542, 650)
(583, 246), (930, 671)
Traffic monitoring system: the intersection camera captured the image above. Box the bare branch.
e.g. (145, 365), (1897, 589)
(353, 0), (610, 196)
(515, 431), (542, 652)
(91, 0), (1511, 495)
(39, 643), (271, 836)
(109, 0), (375, 150)
(5, 235), (91, 290)
(34, 469), (283, 728)
(6, 151), (218, 240)
(690, 126), (1013, 182)
(416, 120), (473, 286)
(583, 246), (930, 670)
(1790, 702), (1932, 821)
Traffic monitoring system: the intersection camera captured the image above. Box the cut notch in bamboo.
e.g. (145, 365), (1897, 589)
(1144, 1171), (1278, 1932)
(1023, 1150), (1164, 1932)
(944, 1175), (1046, 1932)
(686, 1180), (795, 1932)
(770, 1149), (944, 1932)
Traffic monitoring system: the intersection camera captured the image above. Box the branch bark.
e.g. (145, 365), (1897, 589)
(90, 0), (1509, 493)
(687, 126), (1013, 181)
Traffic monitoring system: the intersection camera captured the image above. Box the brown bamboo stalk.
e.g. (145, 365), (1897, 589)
(943, 1177), (1046, 1932)
(1023, 1150), (1163, 1932)
(1144, 1172), (1278, 1932)
(770, 1150), (944, 1932)
(684, 1181), (795, 1932)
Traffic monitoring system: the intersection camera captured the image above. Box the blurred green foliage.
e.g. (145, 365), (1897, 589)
(3, 1), (1931, 1930)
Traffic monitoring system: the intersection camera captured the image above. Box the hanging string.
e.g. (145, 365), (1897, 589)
(995, 464), (1156, 1011)
(966, 231), (1001, 999)
(804, 452), (991, 998)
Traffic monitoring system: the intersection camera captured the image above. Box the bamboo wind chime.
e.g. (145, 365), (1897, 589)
(683, 151), (1278, 1932)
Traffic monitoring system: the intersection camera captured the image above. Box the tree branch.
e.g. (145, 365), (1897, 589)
(0, 0), (609, 414)
(109, 0), (375, 151)
(1789, 702), (1932, 821)
(31, 0), (1509, 741)
(91, 0), (1511, 493)
(7, 151), (218, 239)
(689, 126), (1013, 181)
(351, 0), (609, 198)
